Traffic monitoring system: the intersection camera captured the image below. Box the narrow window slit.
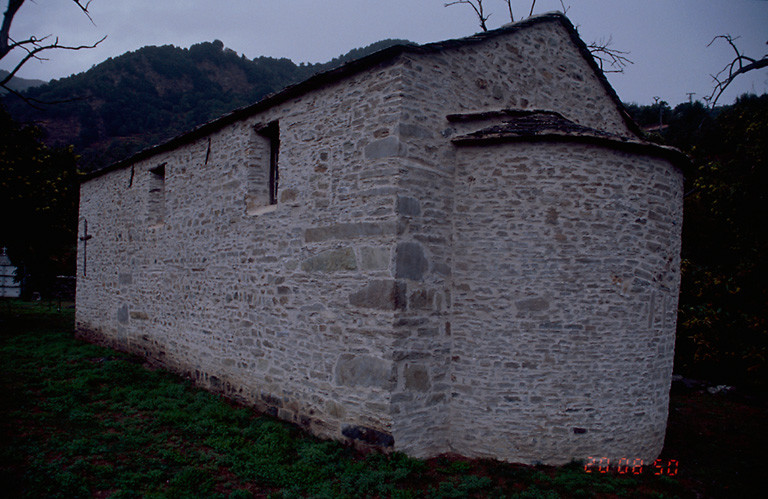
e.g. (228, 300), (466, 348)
(247, 121), (280, 215)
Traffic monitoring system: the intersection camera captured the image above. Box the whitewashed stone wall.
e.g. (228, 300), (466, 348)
(450, 142), (682, 463)
(78, 56), (408, 445)
(77, 14), (683, 464)
(386, 17), (640, 457)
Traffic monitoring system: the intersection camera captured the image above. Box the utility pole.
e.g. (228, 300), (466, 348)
(653, 96), (663, 133)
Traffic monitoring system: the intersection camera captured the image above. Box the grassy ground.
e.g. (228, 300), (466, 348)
(0, 300), (762, 498)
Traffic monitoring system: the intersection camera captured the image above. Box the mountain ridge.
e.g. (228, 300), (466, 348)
(2, 38), (413, 172)
(0, 69), (47, 94)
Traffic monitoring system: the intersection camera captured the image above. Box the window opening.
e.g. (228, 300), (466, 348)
(247, 121), (280, 214)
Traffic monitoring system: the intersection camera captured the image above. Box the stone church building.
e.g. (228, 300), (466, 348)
(76, 13), (686, 464)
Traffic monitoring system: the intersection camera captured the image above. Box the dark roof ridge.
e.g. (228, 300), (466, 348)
(451, 125), (690, 171)
(455, 110), (622, 138)
(447, 108), (569, 123)
(83, 12), (640, 181)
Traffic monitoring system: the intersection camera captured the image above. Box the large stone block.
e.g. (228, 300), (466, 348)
(334, 353), (392, 389)
(301, 248), (357, 272)
(117, 304), (129, 324)
(305, 222), (397, 243)
(360, 247), (390, 270)
(364, 136), (406, 159)
(404, 364), (431, 392)
(396, 196), (421, 217)
(349, 279), (406, 310)
(395, 242), (428, 281)
(515, 296), (550, 312)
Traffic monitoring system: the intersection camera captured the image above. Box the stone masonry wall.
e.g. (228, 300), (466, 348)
(450, 141), (683, 464)
(77, 57), (411, 446)
(386, 18), (639, 457)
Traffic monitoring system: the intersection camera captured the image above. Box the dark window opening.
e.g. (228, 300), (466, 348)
(257, 121), (280, 206)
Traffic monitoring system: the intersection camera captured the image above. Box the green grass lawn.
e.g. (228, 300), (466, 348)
(0, 300), (760, 498)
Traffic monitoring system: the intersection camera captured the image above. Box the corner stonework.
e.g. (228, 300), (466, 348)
(334, 353), (394, 390)
(395, 241), (428, 281)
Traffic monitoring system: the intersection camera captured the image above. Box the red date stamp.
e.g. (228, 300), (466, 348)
(584, 457), (679, 476)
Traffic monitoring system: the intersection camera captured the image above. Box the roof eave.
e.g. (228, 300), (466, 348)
(451, 132), (691, 172)
(82, 12), (643, 182)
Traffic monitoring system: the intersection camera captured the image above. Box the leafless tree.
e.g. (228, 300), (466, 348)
(445, 0), (632, 73)
(1, 0), (105, 104)
(587, 36), (632, 73)
(445, 0), (490, 32)
(707, 34), (768, 107)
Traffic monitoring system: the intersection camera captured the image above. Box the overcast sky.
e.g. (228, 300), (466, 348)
(2, 0), (767, 106)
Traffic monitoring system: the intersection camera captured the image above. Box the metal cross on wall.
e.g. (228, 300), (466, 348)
(79, 219), (93, 277)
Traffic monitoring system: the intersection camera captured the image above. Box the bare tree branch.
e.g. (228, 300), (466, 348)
(0, 0), (25, 60)
(528, 0), (536, 18)
(587, 36), (633, 73)
(1, 35), (106, 88)
(445, 0), (490, 32)
(73, 0), (96, 24)
(501, 0), (513, 23)
(0, 0), (104, 104)
(707, 34), (768, 107)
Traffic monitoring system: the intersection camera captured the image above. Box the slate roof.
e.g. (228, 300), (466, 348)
(85, 12), (646, 180)
(449, 109), (689, 168)
(448, 109), (620, 139)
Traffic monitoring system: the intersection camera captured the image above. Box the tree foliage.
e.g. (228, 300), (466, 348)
(0, 104), (79, 296)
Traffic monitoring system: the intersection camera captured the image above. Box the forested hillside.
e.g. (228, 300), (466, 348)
(2, 38), (411, 172)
